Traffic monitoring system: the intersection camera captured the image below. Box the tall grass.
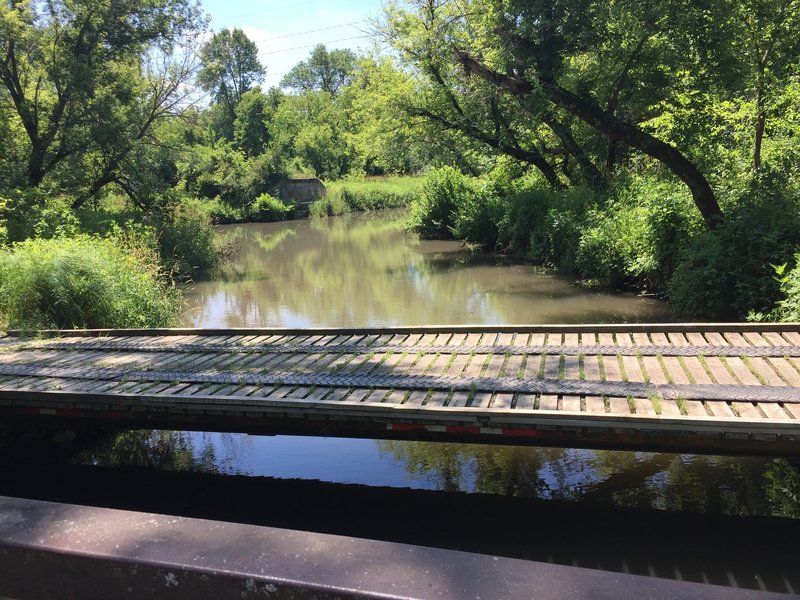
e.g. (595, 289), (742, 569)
(311, 176), (423, 216)
(0, 235), (181, 331)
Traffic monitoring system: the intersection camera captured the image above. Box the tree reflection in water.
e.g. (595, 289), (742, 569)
(377, 440), (800, 518)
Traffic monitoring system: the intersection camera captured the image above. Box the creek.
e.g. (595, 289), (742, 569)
(3, 210), (797, 592)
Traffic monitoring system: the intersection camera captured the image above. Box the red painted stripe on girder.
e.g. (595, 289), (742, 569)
(502, 428), (540, 437)
(445, 425), (481, 435)
(388, 423), (426, 432)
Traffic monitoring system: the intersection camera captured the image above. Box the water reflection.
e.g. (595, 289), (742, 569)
(74, 430), (800, 519)
(181, 211), (669, 328)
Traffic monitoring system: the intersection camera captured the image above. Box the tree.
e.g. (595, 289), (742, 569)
(381, 0), (729, 227)
(233, 87), (282, 157)
(732, 0), (800, 171)
(281, 44), (356, 96)
(197, 28), (265, 129)
(0, 0), (202, 192)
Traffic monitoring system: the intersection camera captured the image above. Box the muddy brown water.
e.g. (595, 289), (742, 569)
(180, 210), (669, 327)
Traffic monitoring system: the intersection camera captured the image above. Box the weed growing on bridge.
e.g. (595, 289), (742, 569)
(597, 355), (606, 382)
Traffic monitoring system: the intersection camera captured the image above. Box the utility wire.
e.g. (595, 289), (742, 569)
(260, 35), (371, 54)
(251, 21), (364, 43)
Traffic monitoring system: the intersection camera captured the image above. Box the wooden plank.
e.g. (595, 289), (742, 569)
(496, 333), (515, 346)
(462, 353), (487, 378)
(723, 332), (749, 347)
(667, 332), (689, 346)
(686, 332), (708, 346)
(682, 400), (708, 417)
(446, 333), (468, 347)
(731, 401), (764, 419)
(597, 333), (615, 346)
(511, 333), (530, 346)
(492, 393), (513, 410)
(448, 391), (470, 408)
(679, 357), (713, 384)
(502, 354), (524, 379)
(704, 332), (728, 346)
(542, 354), (561, 380)
(563, 355), (581, 381)
(761, 331), (786, 346)
(615, 333), (634, 347)
(634, 398), (657, 416)
(705, 401), (737, 419)
(445, 353), (472, 377)
(585, 396), (606, 415)
(767, 358), (800, 385)
(621, 355), (645, 382)
(561, 396), (581, 412)
(724, 357), (761, 385)
(631, 332), (651, 346)
(583, 354), (602, 382)
(546, 333), (563, 347)
(529, 333), (546, 346)
(650, 332), (670, 345)
(481, 354), (506, 379)
(783, 402), (800, 420)
(758, 402), (791, 420)
(515, 394), (535, 410)
(742, 332), (770, 347)
(600, 354), (623, 383)
(745, 357), (786, 386)
(658, 400), (682, 417)
(468, 391), (492, 409)
(463, 333), (484, 348)
(562, 333), (579, 346)
(538, 395), (559, 411)
(661, 356), (689, 384)
(425, 390), (450, 407)
(607, 397), (631, 415)
(702, 357), (738, 384)
(403, 390), (428, 406)
(641, 356), (669, 385)
(780, 331), (800, 345)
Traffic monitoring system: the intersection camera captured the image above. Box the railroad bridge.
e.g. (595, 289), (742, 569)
(2, 323), (800, 455)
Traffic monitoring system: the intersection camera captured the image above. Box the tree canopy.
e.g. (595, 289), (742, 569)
(0, 0), (203, 201)
(280, 44), (357, 96)
(197, 28), (265, 120)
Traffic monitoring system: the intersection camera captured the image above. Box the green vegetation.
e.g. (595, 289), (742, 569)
(0, 235), (180, 331)
(310, 177), (422, 217)
(1, 0), (799, 328)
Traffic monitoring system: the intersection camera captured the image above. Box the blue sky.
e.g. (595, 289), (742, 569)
(198, 0), (386, 88)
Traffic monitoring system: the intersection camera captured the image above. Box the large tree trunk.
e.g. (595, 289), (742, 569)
(454, 50), (725, 228)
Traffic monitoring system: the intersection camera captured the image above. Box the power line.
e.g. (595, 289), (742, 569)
(260, 35), (371, 55)
(251, 21), (364, 44)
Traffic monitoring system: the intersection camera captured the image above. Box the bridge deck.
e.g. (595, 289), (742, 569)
(1, 324), (799, 454)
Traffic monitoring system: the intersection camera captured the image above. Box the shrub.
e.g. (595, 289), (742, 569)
(576, 179), (699, 291)
(149, 205), (218, 281)
(498, 186), (595, 272)
(451, 182), (505, 249)
(752, 257), (800, 322)
(669, 192), (800, 319)
(0, 190), (79, 243)
(318, 176), (423, 215)
(249, 193), (293, 222)
(309, 194), (349, 217)
(0, 235), (181, 331)
(407, 167), (473, 238)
